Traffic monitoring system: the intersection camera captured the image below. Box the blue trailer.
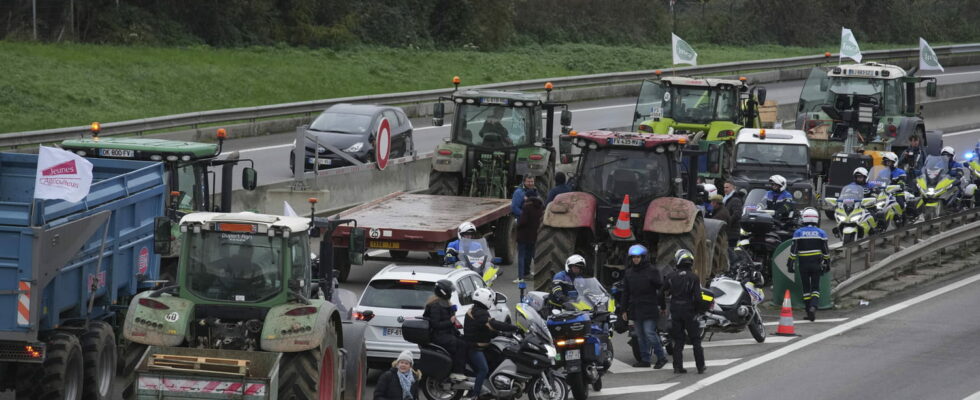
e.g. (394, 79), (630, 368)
(0, 152), (167, 399)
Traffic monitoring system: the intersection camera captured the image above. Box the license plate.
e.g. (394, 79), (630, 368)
(611, 138), (643, 146)
(565, 349), (580, 361)
(383, 328), (401, 336)
(369, 240), (400, 249)
(99, 148), (134, 158)
(308, 157), (332, 165)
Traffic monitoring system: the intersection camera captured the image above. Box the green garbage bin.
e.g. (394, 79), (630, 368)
(770, 239), (832, 310)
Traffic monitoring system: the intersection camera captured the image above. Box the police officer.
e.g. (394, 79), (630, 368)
(899, 135), (925, 179)
(549, 255), (585, 309)
(788, 208), (831, 322)
(882, 152), (909, 222)
(851, 167), (875, 195)
(662, 249), (706, 374)
(941, 146), (965, 179)
(765, 175), (795, 220)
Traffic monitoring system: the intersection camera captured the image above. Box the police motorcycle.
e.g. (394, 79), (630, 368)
(867, 166), (904, 232)
(965, 148), (980, 208)
(699, 266), (767, 343)
(916, 155), (968, 220)
(737, 189), (796, 285)
(442, 237), (502, 287)
(402, 301), (568, 400)
(824, 183), (877, 244)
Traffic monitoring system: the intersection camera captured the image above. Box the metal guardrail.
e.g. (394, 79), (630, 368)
(831, 207), (980, 299)
(5, 43), (980, 149)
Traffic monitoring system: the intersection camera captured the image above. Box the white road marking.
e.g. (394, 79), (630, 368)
(945, 128), (980, 137)
(701, 336), (796, 348)
(608, 358), (740, 374)
(962, 390), (980, 400)
(762, 317), (848, 326)
(922, 70), (980, 78)
(367, 250), (387, 257)
(238, 143), (293, 153)
(591, 383), (679, 397)
(659, 271), (980, 400)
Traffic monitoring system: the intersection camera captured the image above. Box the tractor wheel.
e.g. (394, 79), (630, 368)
(532, 226), (579, 292)
(536, 165), (555, 198)
(656, 214), (709, 281)
(81, 321), (117, 400)
(37, 332), (84, 400)
(334, 247), (352, 283)
(120, 341), (147, 400)
(429, 171), (461, 196)
(341, 322), (368, 400)
(924, 129), (944, 156)
(279, 318), (341, 400)
(492, 216), (517, 265)
(710, 228), (729, 279)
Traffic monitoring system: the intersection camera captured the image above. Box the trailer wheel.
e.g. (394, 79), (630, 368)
(82, 321), (117, 400)
(37, 332), (84, 400)
(120, 341), (147, 400)
(492, 216), (517, 265)
(334, 247), (352, 283)
(341, 322), (368, 400)
(532, 226), (579, 291)
(429, 171), (461, 196)
(656, 214), (709, 281)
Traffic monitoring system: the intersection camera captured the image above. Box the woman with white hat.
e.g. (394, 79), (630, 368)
(374, 350), (421, 400)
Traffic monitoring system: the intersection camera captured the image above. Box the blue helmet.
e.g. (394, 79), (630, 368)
(628, 244), (648, 257)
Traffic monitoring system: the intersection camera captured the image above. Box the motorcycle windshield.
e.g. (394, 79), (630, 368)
(459, 238), (491, 271)
(839, 184), (865, 201)
(742, 188), (768, 213)
(515, 303), (554, 344)
(868, 166), (891, 189)
(572, 277), (611, 311)
(923, 155), (949, 186)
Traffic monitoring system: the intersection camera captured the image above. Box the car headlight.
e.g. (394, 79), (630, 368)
(317, 146), (327, 153)
(344, 142), (364, 153)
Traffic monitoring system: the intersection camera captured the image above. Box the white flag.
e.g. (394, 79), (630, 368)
(283, 201), (298, 217)
(919, 37), (944, 72)
(840, 27), (862, 63)
(672, 33), (698, 66)
(34, 146), (94, 203)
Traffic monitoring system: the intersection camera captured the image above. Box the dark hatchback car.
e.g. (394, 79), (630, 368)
(290, 104), (414, 171)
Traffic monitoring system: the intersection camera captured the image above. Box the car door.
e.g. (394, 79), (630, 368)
(382, 110), (404, 156)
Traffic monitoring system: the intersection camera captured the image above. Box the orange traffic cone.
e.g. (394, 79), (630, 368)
(774, 289), (799, 336)
(611, 195), (634, 240)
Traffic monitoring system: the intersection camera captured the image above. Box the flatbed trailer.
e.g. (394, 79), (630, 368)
(330, 192), (514, 280)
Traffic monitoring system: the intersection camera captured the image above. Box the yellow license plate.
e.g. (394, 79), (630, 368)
(369, 241), (400, 249)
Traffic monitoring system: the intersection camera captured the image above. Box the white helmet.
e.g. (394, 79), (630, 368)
(853, 167), (868, 178)
(458, 221), (477, 240)
(703, 183), (718, 198)
(801, 208), (820, 225)
(565, 254), (587, 274)
(882, 152), (898, 165)
(941, 146), (955, 158)
(769, 175), (787, 191)
(472, 287), (495, 309)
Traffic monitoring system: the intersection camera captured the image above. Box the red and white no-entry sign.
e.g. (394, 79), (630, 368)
(375, 118), (391, 170)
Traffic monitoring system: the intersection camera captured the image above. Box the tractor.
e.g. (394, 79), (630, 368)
(120, 211), (366, 400)
(429, 77), (572, 198)
(631, 74), (769, 183)
(61, 124), (258, 282)
(531, 130), (729, 291)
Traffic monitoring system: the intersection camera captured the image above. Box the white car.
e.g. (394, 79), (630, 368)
(353, 265), (511, 369)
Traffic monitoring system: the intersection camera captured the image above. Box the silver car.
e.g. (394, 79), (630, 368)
(353, 265), (511, 369)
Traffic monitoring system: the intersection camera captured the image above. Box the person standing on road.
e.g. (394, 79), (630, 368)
(723, 182), (744, 247)
(511, 175), (535, 217)
(515, 190), (544, 283)
(423, 280), (468, 381)
(708, 194), (729, 223)
(662, 249), (706, 374)
(546, 172), (572, 206)
(374, 350), (421, 400)
(620, 244), (669, 369)
(788, 208), (831, 322)
(899, 135), (925, 179)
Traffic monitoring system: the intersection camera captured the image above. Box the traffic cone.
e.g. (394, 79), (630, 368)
(611, 195), (634, 240)
(774, 289), (799, 336)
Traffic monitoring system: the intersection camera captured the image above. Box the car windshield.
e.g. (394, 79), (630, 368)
(868, 166), (891, 188)
(571, 277), (610, 311)
(577, 148), (671, 204)
(359, 279), (436, 310)
(839, 184), (866, 201)
(736, 143), (809, 167)
(309, 112), (374, 134)
(454, 104), (533, 148)
(633, 81), (738, 128)
(742, 188), (768, 213)
(923, 155), (949, 183)
(185, 230), (284, 302)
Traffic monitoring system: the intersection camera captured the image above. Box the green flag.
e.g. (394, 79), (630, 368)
(919, 37), (944, 72)
(840, 27), (862, 63)
(672, 33), (697, 66)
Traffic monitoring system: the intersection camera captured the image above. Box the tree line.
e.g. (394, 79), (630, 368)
(3, 0), (979, 49)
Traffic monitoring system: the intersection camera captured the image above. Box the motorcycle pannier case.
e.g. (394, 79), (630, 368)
(740, 212), (774, 235)
(402, 319), (431, 345)
(418, 346), (452, 380)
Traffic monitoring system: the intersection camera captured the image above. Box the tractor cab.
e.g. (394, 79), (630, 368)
(430, 78), (572, 198)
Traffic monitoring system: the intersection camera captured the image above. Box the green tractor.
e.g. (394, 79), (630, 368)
(429, 78), (573, 198)
(121, 211), (366, 400)
(631, 75), (768, 182)
(61, 125), (258, 281)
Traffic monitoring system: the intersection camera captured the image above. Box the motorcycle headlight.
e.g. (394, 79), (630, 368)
(545, 344), (557, 359)
(849, 213), (864, 223)
(343, 142), (364, 153)
(835, 213), (845, 223)
(876, 201), (887, 209)
(927, 188), (936, 196)
(740, 228), (748, 236)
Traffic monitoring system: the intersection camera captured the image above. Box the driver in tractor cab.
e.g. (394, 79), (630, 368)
(548, 255), (586, 310)
(478, 107), (513, 147)
(851, 167), (875, 196)
(764, 175), (795, 220)
(445, 222), (483, 264)
(224, 245), (267, 294)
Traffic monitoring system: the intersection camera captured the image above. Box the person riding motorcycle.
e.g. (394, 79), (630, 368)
(941, 146), (964, 179)
(764, 175), (795, 220)
(882, 152), (909, 218)
(851, 167), (875, 195)
(423, 280), (468, 381)
(549, 254), (586, 309)
(463, 288), (519, 399)
(787, 208), (830, 322)
(446, 222), (482, 262)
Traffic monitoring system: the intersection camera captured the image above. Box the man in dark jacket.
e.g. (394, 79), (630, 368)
(374, 350), (420, 400)
(516, 190), (544, 282)
(545, 172), (572, 206)
(723, 182), (743, 247)
(708, 194), (730, 224)
(662, 249), (706, 374)
(620, 244), (668, 368)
